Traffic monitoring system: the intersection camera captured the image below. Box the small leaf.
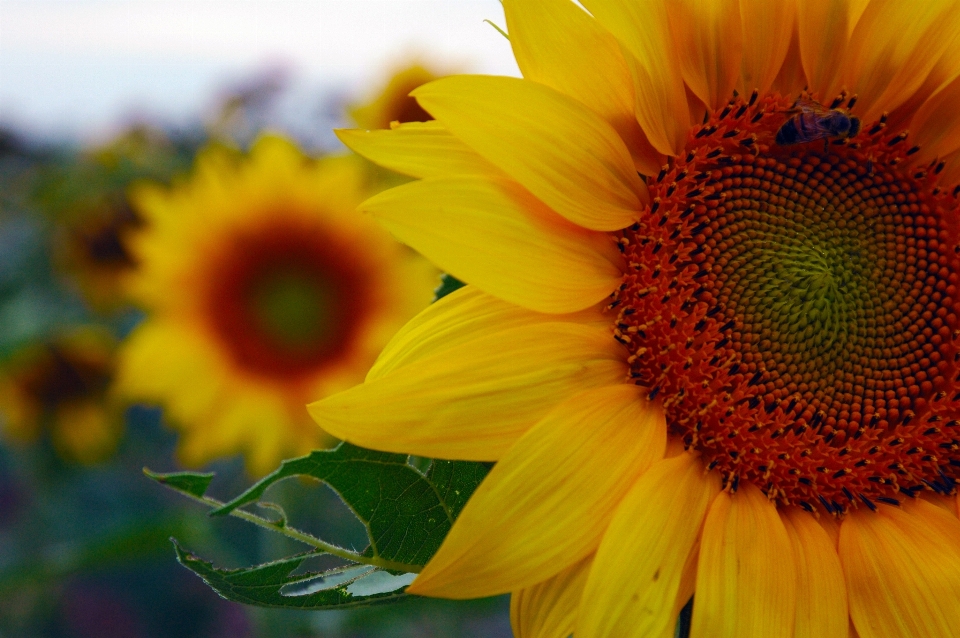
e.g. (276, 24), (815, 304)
(432, 273), (465, 301)
(144, 468), (215, 498)
(173, 541), (410, 610)
(406, 455), (433, 475)
(210, 442), (490, 568)
(256, 502), (289, 528)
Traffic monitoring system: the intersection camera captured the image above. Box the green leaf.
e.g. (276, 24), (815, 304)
(143, 468), (215, 498)
(173, 541), (412, 610)
(432, 273), (465, 301)
(210, 443), (490, 569)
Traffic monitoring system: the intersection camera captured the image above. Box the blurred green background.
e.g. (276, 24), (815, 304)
(0, 77), (511, 637)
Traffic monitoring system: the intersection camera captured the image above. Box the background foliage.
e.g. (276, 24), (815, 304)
(0, 93), (509, 635)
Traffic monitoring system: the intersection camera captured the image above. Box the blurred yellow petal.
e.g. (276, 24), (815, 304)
(360, 175), (622, 313)
(576, 452), (721, 638)
(115, 320), (221, 423)
(738, 0), (797, 97)
(335, 122), (499, 179)
(347, 63), (440, 129)
(412, 75), (647, 231)
(782, 507), (849, 638)
(511, 556), (591, 638)
(309, 322), (625, 461)
(579, 0), (690, 156)
(667, 0), (742, 110)
(842, 0), (960, 124)
(839, 499), (960, 638)
(504, 0), (662, 175)
(51, 400), (120, 464)
(690, 484), (797, 638)
(407, 385), (664, 597)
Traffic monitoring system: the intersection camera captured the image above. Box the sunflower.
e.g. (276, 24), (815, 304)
(349, 63), (445, 130)
(55, 196), (142, 311)
(315, 1), (960, 636)
(45, 126), (183, 313)
(115, 136), (436, 475)
(0, 328), (121, 464)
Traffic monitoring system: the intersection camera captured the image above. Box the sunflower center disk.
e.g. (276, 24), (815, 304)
(205, 220), (373, 382)
(614, 94), (960, 513)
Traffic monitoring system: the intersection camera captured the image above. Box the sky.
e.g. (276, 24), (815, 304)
(0, 0), (519, 143)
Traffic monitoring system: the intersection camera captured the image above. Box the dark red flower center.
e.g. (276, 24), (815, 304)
(204, 216), (374, 382)
(18, 345), (112, 408)
(72, 199), (142, 270)
(614, 93), (960, 513)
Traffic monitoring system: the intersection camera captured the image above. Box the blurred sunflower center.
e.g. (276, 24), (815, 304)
(614, 92), (960, 513)
(246, 268), (337, 350)
(205, 218), (372, 381)
(19, 346), (112, 407)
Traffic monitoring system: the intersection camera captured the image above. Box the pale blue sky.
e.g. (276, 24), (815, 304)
(0, 0), (519, 142)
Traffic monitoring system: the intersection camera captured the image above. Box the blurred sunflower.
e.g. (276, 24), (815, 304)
(0, 328), (121, 464)
(349, 63), (444, 130)
(115, 135), (436, 475)
(55, 196), (142, 311)
(317, 1), (960, 636)
(45, 126), (188, 312)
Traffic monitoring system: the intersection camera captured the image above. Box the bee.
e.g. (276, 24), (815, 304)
(775, 98), (861, 146)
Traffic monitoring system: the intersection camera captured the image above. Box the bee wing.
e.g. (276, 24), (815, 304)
(792, 97), (831, 114)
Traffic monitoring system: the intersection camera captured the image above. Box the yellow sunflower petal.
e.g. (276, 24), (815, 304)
(309, 322), (625, 461)
(367, 286), (605, 381)
(578, 0), (690, 156)
(737, 0), (797, 97)
(576, 452), (721, 638)
(335, 122), (499, 179)
(797, 0), (855, 100)
(511, 556), (592, 638)
(51, 400), (119, 464)
(690, 483), (797, 638)
(782, 507), (849, 638)
(666, 0), (742, 111)
(847, 0), (871, 28)
(411, 75), (647, 231)
(938, 148), (960, 190)
(909, 75), (960, 165)
(503, 0), (662, 175)
(842, 0), (960, 124)
(114, 320), (221, 423)
(887, 57), (959, 136)
(359, 175), (622, 314)
(839, 499), (960, 638)
(920, 492), (960, 517)
(406, 385), (665, 598)
(771, 20), (807, 98)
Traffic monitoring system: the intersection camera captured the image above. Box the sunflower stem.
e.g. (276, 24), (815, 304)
(483, 19), (509, 40)
(176, 489), (422, 574)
